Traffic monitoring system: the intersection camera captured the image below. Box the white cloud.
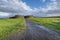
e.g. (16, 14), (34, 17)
(33, 0), (60, 17)
(41, 0), (58, 12)
(47, 1), (58, 10)
(50, 0), (56, 2)
(19, 1), (32, 11)
(0, 12), (10, 16)
(0, 0), (33, 17)
(0, 0), (32, 13)
(11, 0), (32, 11)
(42, 0), (46, 2)
(47, 14), (60, 17)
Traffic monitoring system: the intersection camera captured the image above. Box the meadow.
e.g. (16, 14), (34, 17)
(29, 18), (60, 32)
(0, 18), (26, 40)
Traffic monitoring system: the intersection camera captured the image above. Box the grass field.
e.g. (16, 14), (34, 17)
(0, 18), (26, 40)
(29, 18), (60, 32)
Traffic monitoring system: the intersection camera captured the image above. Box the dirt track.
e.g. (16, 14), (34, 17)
(25, 20), (60, 40)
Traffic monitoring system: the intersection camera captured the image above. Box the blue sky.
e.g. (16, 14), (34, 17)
(22, 0), (52, 8)
(22, 0), (42, 8)
(0, 0), (60, 18)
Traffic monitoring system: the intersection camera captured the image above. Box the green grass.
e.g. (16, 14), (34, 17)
(29, 18), (60, 32)
(0, 18), (26, 40)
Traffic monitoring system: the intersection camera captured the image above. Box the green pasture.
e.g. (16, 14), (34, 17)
(29, 18), (60, 32)
(0, 18), (26, 40)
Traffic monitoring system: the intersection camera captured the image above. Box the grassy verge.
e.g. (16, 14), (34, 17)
(0, 17), (26, 40)
(29, 17), (60, 32)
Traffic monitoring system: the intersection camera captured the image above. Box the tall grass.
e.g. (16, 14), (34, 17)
(0, 18), (26, 40)
(29, 18), (60, 32)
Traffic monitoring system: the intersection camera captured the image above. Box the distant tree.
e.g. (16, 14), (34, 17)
(10, 15), (21, 18)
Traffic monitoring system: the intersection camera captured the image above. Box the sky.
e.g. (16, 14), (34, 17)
(0, 0), (60, 18)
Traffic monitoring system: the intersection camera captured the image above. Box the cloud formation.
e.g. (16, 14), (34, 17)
(0, 0), (32, 11)
(0, 0), (32, 17)
(0, 0), (60, 18)
(33, 0), (60, 17)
